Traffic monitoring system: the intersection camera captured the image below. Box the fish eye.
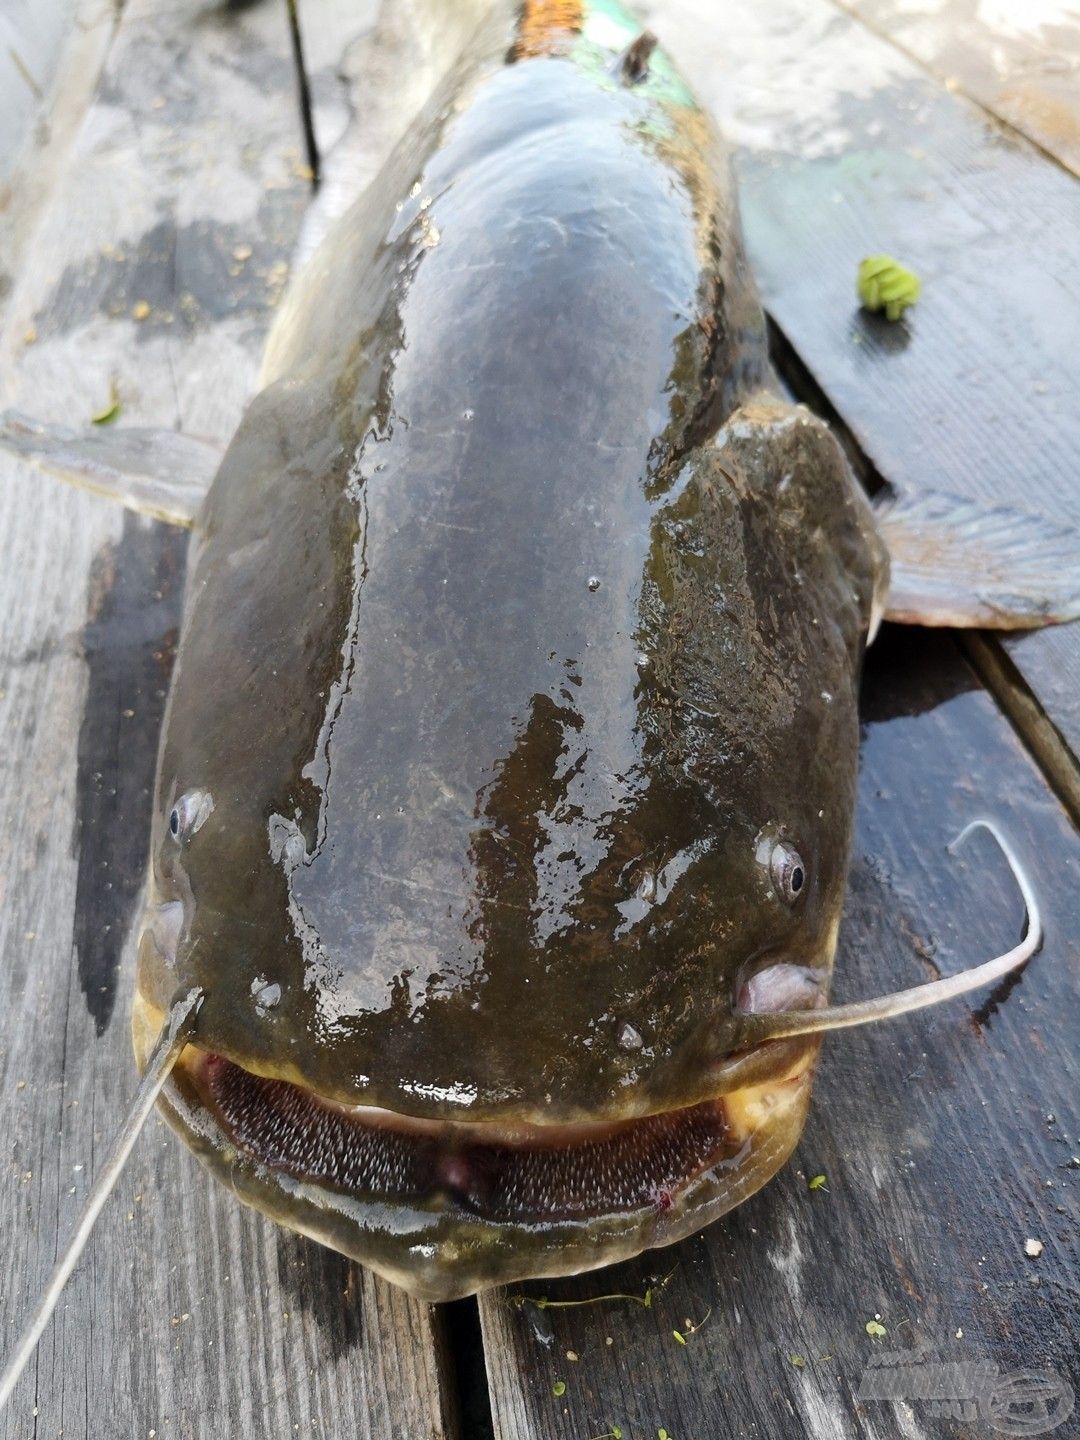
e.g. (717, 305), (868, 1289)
(168, 788), (214, 842)
(769, 841), (806, 904)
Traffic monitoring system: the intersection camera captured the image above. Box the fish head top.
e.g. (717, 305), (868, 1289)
(136, 389), (886, 1132)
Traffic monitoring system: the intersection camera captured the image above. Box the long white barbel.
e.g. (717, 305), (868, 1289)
(0, 987), (203, 1410)
(738, 821), (1041, 1042)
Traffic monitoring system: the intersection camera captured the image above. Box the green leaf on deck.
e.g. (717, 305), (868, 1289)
(91, 382), (121, 426)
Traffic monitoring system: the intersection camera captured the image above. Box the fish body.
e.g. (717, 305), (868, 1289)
(129, 0), (888, 1298)
(103, 1), (1060, 1303)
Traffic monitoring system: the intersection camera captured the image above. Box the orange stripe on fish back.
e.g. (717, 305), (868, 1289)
(512, 0), (584, 59)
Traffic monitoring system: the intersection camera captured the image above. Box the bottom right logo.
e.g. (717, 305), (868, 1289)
(856, 1349), (1075, 1436)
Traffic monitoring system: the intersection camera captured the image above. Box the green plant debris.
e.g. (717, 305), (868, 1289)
(658, 1429), (673, 1440)
(789, 1354), (806, 1368)
(857, 255), (921, 321)
(672, 1306), (712, 1346)
(552, 1380), (566, 1397)
(808, 1174), (827, 1191)
(91, 382), (121, 426)
(586, 1429), (622, 1440)
(866, 1320), (887, 1339)
(510, 1269), (674, 1314)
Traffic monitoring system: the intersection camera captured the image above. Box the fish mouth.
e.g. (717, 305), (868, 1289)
(133, 995), (818, 1301)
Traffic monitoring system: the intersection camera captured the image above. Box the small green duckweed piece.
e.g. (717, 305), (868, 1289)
(857, 255), (921, 321)
(552, 1380), (566, 1397)
(789, 1353), (806, 1368)
(866, 1320), (887, 1338)
(808, 1173), (827, 1191)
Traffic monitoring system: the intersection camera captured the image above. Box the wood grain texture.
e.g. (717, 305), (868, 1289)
(0, 0), (119, 334)
(638, 0), (1080, 760)
(479, 628), (1079, 1440)
(0, 1), (456, 1435)
(840, 0), (1080, 177)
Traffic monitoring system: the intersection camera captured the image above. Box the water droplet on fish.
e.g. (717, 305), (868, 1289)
(251, 979), (282, 1012)
(462, 408), (474, 421)
(636, 869), (657, 904)
(618, 1022), (644, 1051)
(821, 691), (833, 704)
(587, 576), (601, 592)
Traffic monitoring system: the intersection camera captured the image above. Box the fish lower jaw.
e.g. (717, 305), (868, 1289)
(133, 1000), (816, 1299)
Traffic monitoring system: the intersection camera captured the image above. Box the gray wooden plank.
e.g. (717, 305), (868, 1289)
(840, 0), (1080, 177)
(0, 0), (119, 333)
(0, 0), (78, 185)
(479, 628), (1079, 1440)
(639, 0), (1080, 762)
(0, 0), (456, 1434)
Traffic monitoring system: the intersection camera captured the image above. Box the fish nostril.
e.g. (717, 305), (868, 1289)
(737, 963), (825, 1016)
(145, 900), (185, 964)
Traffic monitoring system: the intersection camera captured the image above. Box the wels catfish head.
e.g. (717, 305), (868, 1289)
(132, 374), (889, 1299)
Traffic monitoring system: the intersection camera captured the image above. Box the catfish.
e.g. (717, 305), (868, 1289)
(1, 0), (1076, 1397)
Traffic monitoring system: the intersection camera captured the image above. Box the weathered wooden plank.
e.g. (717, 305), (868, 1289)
(840, 0), (1080, 178)
(479, 628), (1079, 1440)
(0, 0), (119, 333)
(0, 0), (78, 184)
(638, 0), (1080, 762)
(0, 1), (456, 1435)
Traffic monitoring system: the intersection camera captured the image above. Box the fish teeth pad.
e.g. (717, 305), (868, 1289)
(206, 1059), (738, 1221)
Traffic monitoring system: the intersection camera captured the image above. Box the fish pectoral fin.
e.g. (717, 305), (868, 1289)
(876, 488), (1080, 629)
(0, 409), (223, 527)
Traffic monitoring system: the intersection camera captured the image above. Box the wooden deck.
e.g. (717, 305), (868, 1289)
(0, 1), (1077, 1436)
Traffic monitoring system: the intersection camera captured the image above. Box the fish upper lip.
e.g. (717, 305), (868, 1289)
(169, 1024), (820, 1129)
(174, 1025), (819, 1147)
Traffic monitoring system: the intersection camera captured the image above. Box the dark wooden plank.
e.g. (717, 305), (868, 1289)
(639, 0), (1080, 761)
(479, 627), (1079, 1440)
(0, 1), (457, 1435)
(841, 0), (1080, 177)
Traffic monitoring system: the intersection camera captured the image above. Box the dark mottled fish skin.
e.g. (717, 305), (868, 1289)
(133, 0), (887, 1295)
